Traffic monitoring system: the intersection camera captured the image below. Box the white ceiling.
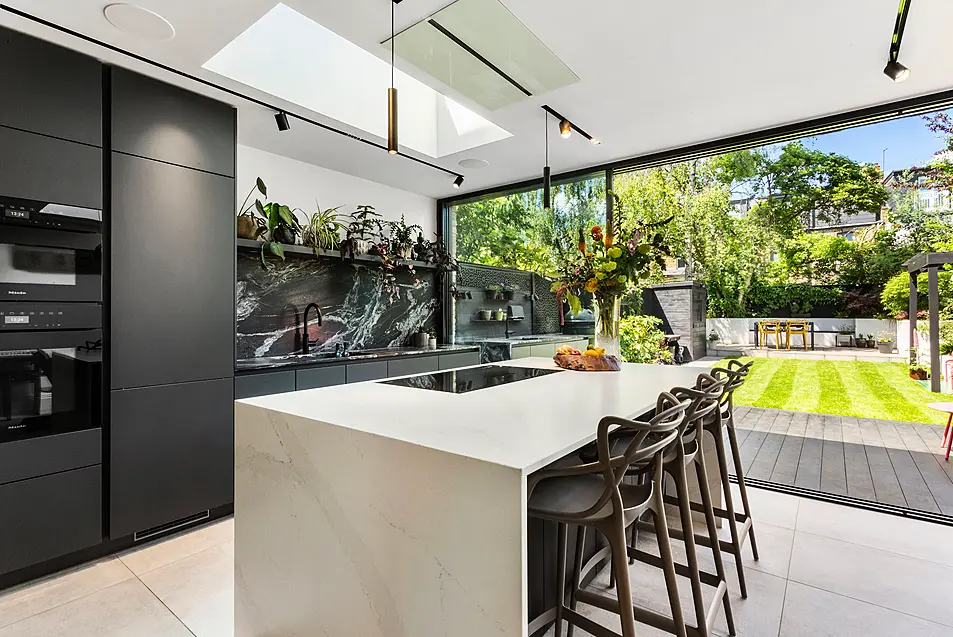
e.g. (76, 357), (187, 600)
(3, 0), (952, 200)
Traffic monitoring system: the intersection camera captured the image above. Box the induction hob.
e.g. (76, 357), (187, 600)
(383, 365), (563, 394)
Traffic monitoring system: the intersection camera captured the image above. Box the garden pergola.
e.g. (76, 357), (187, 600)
(907, 252), (953, 392)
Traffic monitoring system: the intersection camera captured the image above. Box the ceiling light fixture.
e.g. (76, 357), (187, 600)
(275, 111), (290, 131)
(103, 3), (175, 41)
(543, 114), (552, 211)
(884, 0), (912, 82)
(542, 105), (600, 145)
(453, 175), (465, 189)
(387, 0), (401, 154)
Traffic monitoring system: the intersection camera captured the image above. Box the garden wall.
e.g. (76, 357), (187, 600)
(707, 318), (899, 349)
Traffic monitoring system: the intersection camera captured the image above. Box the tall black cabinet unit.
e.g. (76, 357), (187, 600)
(108, 68), (236, 539)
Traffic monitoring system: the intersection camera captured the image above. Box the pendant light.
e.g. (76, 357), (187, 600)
(387, 0), (400, 154)
(543, 114), (551, 211)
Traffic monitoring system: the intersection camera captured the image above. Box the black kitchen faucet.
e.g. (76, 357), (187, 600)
(302, 302), (322, 355)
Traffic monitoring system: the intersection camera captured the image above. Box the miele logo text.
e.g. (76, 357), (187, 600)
(7, 291), (26, 295)
(8, 424), (26, 430)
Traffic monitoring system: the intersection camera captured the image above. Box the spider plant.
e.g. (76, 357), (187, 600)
(302, 201), (346, 254)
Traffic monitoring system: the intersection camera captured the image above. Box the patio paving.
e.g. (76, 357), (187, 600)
(711, 344), (906, 362)
(731, 407), (953, 521)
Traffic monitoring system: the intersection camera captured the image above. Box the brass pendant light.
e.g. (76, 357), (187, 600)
(388, 0), (400, 154)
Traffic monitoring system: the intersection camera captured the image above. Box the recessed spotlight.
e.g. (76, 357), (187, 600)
(104, 3), (175, 41)
(458, 158), (489, 170)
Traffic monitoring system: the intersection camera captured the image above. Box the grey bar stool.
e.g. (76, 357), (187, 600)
(624, 374), (736, 637)
(526, 394), (688, 637)
(706, 360), (759, 598)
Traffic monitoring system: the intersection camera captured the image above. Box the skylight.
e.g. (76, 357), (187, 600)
(203, 3), (512, 158)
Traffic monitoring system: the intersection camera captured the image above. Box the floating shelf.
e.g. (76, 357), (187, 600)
(236, 238), (437, 270)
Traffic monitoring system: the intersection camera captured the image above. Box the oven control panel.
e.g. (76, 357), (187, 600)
(0, 303), (101, 330)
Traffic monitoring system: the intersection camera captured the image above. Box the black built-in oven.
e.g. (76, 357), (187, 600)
(0, 196), (102, 303)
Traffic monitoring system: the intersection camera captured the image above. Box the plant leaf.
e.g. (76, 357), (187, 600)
(268, 242), (285, 260)
(256, 177), (267, 197)
(278, 206), (294, 227)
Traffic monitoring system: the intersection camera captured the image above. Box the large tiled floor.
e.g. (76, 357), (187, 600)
(2, 487), (952, 636)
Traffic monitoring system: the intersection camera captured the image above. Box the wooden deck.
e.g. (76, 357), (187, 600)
(732, 407), (953, 519)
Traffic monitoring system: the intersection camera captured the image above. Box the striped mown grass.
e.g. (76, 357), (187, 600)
(717, 357), (949, 425)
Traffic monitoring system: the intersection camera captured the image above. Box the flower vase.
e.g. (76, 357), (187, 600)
(594, 296), (621, 359)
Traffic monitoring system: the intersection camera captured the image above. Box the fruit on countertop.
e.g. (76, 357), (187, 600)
(556, 345), (583, 356)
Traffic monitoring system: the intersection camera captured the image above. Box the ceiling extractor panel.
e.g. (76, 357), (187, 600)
(390, 0), (579, 111)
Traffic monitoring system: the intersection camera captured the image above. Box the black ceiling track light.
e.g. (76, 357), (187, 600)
(542, 113), (551, 211)
(884, 0), (912, 82)
(453, 175), (464, 189)
(275, 111), (290, 131)
(542, 105), (600, 145)
(0, 3), (465, 186)
(387, 0), (402, 154)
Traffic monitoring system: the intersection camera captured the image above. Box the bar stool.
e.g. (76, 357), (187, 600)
(526, 394), (688, 637)
(707, 360), (759, 597)
(622, 374), (735, 637)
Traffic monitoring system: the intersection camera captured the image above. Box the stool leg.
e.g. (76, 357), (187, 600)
(651, 489), (688, 637)
(943, 414), (951, 450)
(695, 452), (736, 636)
(947, 421), (953, 462)
(567, 525), (586, 637)
(555, 522), (567, 637)
(672, 461), (709, 637)
(712, 426), (749, 598)
(726, 421), (760, 561)
(604, 519), (638, 637)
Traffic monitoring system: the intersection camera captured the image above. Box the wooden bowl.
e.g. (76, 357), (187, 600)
(553, 354), (622, 372)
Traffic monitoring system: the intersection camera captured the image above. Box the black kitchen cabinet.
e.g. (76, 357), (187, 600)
(296, 365), (347, 390)
(110, 378), (233, 539)
(236, 370), (296, 399)
(346, 361), (388, 384)
(438, 351), (481, 370)
(0, 28), (102, 146)
(111, 67), (235, 176)
(387, 356), (440, 378)
(0, 126), (102, 209)
(0, 429), (101, 486)
(0, 466), (102, 575)
(110, 152), (235, 389)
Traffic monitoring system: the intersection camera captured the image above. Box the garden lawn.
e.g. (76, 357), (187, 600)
(718, 357), (949, 425)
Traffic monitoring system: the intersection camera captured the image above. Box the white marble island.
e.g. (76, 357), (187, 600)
(234, 358), (707, 637)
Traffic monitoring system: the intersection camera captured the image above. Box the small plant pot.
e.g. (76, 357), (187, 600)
(428, 337), (437, 349)
(910, 370), (929, 381)
(237, 215), (259, 240)
(485, 290), (504, 301)
(878, 342), (895, 354)
(494, 310), (506, 321)
(503, 290), (514, 300)
(866, 340), (876, 349)
(394, 243), (413, 259)
(272, 226), (297, 244)
(479, 310), (492, 320)
(349, 239), (371, 256)
(411, 332), (429, 348)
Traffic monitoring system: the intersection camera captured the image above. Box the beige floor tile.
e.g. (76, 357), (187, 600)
(139, 541), (234, 637)
(120, 516), (233, 575)
(0, 558), (133, 629)
(788, 531), (953, 627)
(729, 483), (800, 530)
(780, 581), (951, 637)
(0, 579), (192, 637)
(718, 520), (795, 580)
(795, 498), (953, 568)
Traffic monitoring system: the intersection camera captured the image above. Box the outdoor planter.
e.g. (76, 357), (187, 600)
(485, 289), (504, 301)
(878, 341), (895, 354)
(494, 310), (506, 321)
(478, 309), (492, 320)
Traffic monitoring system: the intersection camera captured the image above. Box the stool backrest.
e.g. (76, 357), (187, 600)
(712, 360), (752, 408)
(671, 374), (727, 447)
(787, 320), (808, 331)
(760, 321), (780, 331)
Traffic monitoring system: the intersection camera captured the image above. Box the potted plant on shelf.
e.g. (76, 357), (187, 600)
(426, 328), (437, 349)
(877, 331), (895, 354)
(478, 309), (492, 321)
(257, 201), (302, 267)
(865, 334), (876, 349)
(237, 177), (267, 240)
(494, 308), (506, 321)
(302, 202), (345, 255)
(910, 363), (929, 380)
(708, 330), (719, 346)
(836, 323), (854, 347)
(503, 283), (519, 301)
(388, 215), (423, 260)
(485, 283), (504, 300)
(342, 205), (385, 259)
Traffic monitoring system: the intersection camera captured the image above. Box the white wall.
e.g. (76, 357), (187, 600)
(236, 145), (436, 236)
(707, 317), (899, 347)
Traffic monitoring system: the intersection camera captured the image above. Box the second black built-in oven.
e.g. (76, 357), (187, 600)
(0, 197), (102, 303)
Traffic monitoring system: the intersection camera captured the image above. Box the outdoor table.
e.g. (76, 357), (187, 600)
(751, 320), (815, 350)
(928, 402), (953, 461)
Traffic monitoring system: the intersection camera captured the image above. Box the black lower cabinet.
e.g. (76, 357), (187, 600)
(110, 378), (233, 539)
(0, 465), (102, 575)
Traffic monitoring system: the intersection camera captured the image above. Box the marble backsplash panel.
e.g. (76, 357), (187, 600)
(237, 253), (438, 359)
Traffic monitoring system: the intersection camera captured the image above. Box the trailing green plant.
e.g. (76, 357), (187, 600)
(302, 202), (346, 254)
(619, 315), (673, 364)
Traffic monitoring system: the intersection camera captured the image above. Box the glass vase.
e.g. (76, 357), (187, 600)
(593, 296), (621, 359)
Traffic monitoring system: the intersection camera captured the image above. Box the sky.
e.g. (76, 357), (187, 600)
(804, 109), (952, 175)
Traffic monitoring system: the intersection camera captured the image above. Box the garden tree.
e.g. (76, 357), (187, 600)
(753, 142), (889, 237)
(881, 269), (953, 318)
(923, 112), (953, 190)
